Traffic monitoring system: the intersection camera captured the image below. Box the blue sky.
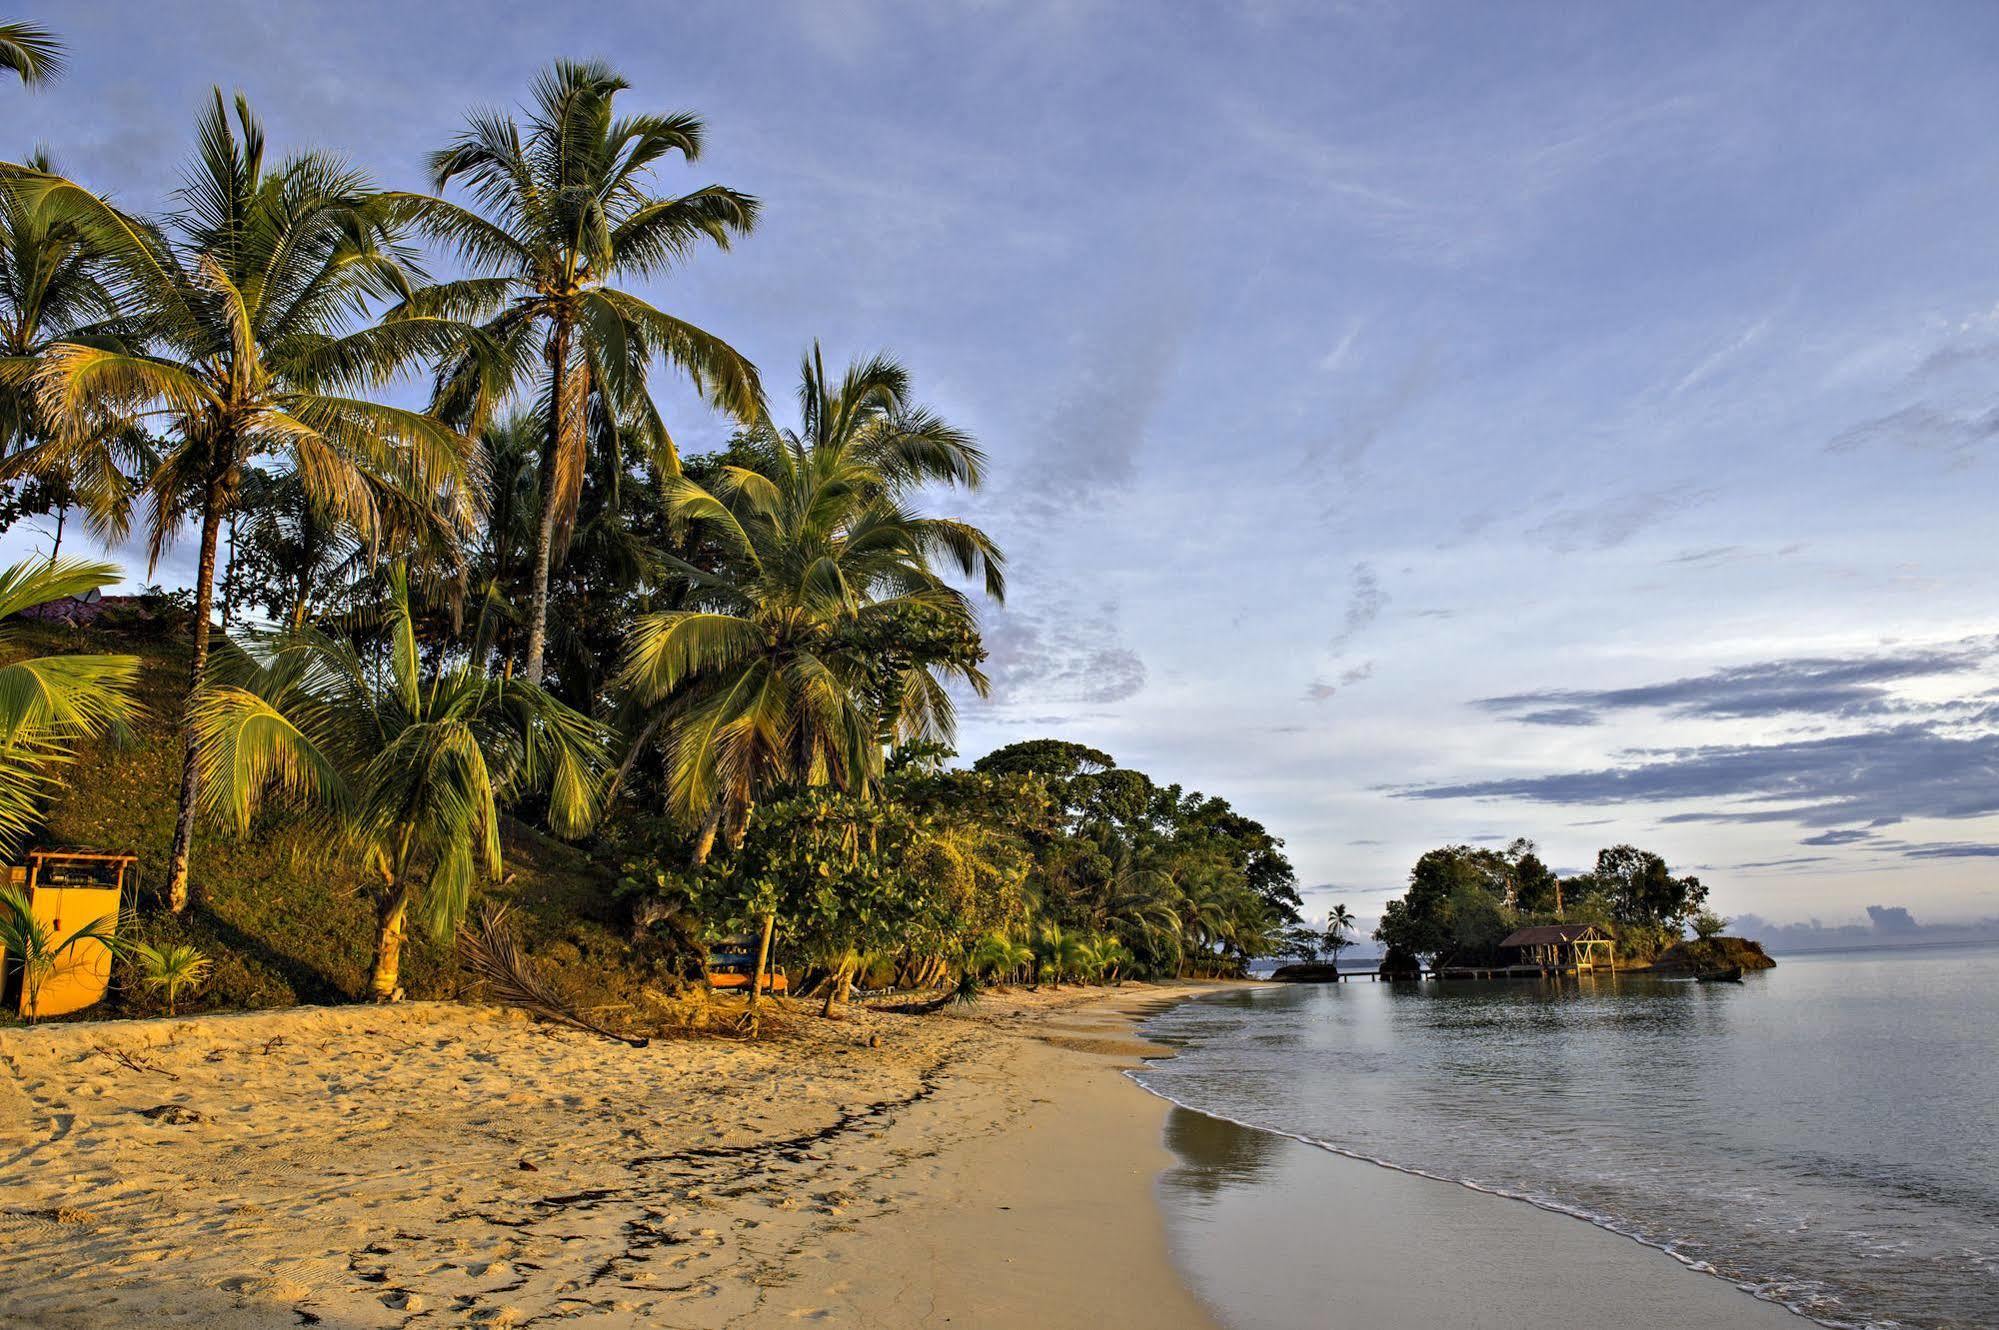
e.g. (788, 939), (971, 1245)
(7, 1), (1999, 932)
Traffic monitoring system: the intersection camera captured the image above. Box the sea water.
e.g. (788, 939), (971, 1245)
(1134, 944), (1999, 1329)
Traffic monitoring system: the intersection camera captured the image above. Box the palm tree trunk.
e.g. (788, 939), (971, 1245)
(164, 485), (226, 914)
(689, 802), (723, 868)
(746, 909), (776, 1023)
(523, 313), (575, 687)
(600, 714), (662, 812)
(819, 954), (857, 1018)
(219, 514), (237, 629)
(368, 880), (415, 1001)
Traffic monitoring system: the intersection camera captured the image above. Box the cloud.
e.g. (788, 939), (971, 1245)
(1801, 828), (1875, 846)
(1732, 908), (1999, 952)
(1397, 724), (1999, 829)
(1303, 660), (1375, 704)
(978, 600), (1148, 706)
(1829, 403), (1999, 463)
(1515, 707), (1600, 727)
(1475, 640), (1996, 725)
(1524, 482), (1716, 553)
(1865, 904), (1917, 931)
(1895, 840), (1999, 859)
(1329, 563), (1387, 652)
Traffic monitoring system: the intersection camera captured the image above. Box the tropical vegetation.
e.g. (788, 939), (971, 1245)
(0, 558), (139, 854)
(0, 48), (1300, 1026)
(1373, 838), (1711, 967)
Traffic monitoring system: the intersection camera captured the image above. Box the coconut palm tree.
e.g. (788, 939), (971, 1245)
(191, 570), (608, 999)
(1324, 901), (1356, 970)
(0, 147), (142, 554)
(8, 92), (482, 912)
(619, 346), (1004, 867)
(0, 556), (140, 854)
(0, 21), (61, 87)
(1, 150), (121, 445)
(394, 58), (764, 688)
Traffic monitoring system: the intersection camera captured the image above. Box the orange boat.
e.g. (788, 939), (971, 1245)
(705, 941), (787, 994)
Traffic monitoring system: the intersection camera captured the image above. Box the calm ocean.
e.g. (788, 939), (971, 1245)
(1134, 944), (1999, 1329)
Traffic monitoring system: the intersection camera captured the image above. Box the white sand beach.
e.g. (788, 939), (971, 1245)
(0, 987), (1217, 1329)
(2, 985), (1809, 1328)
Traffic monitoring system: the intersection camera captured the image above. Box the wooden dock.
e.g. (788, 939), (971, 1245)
(1304, 963), (1610, 982)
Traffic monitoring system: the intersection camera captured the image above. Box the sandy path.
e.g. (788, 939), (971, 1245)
(0, 985), (1219, 1329)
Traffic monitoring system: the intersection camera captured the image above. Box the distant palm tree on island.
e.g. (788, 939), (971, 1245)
(1324, 902), (1356, 972)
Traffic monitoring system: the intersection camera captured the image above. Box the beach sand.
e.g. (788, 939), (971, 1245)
(1, 983), (1807, 1328)
(0, 985), (1217, 1329)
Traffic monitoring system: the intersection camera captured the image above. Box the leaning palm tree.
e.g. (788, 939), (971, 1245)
(192, 571), (607, 999)
(7, 92), (482, 912)
(395, 58), (764, 687)
(0, 21), (61, 87)
(619, 346), (1004, 867)
(0, 557), (140, 855)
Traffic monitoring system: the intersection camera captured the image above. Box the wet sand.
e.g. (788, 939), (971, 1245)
(1154, 1096), (1808, 1328)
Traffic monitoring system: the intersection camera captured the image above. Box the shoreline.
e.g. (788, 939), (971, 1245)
(0, 981), (1819, 1329)
(0, 984), (1226, 1329)
(1133, 988), (1812, 1330)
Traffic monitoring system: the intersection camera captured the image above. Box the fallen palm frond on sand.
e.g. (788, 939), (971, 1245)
(457, 904), (650, 1048)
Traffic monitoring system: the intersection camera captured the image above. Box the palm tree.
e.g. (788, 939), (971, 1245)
(1324, 901), (1356, 971)
(9, 92), (481, 912)
(0, 557), (140, 854)
(1, 150), (120, 438)
(0, 21), (61, 87)
(396, 58), (764, 687)
(191, 571), (607, 999)
(0, 148), (136, 548)
(619, 346), (1004, 867)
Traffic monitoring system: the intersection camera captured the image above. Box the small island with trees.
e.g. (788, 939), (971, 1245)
(1274, 838), (1774, 983)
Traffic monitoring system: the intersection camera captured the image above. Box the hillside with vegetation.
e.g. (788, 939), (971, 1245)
(0, 53), (1299, 1030)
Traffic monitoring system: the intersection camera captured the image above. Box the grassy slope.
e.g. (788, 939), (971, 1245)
(9, 619), (668, 1021)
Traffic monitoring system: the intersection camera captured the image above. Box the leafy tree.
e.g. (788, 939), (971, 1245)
(0, 557), (140, 854)
(972, 738), (1115, 779)
(398, 59), (762, 687)
(1505, 837), (1562, 913)
(1570, 844), (1709, 932)
(10, 94), (479, 910)
(218, 468), (365, 630)
(1373, 844), (1504, 963)
(1690, 907), (1728, 942)
(190, 571), (608, 998)
(0, 20), (61, 87)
